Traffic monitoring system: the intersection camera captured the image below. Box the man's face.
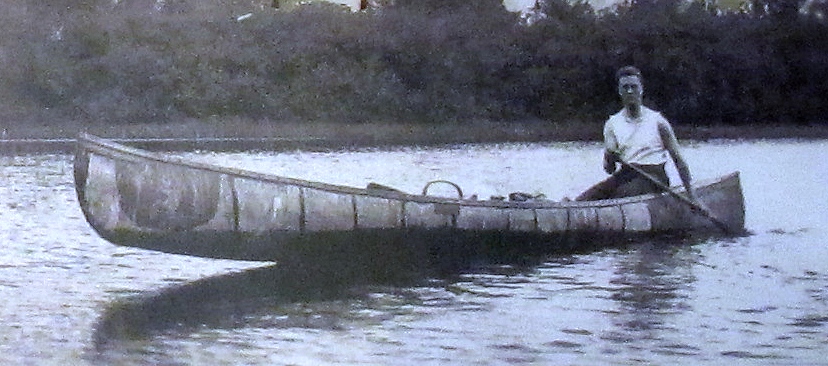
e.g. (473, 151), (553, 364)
(618, 75), (643, 105)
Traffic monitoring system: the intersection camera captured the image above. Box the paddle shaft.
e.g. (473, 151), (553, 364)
(617, 159), (733, 234)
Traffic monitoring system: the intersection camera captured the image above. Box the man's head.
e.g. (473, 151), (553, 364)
(616, 66), (643, 107)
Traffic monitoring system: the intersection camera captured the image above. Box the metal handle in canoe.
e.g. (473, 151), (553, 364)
(422, 180), (464, 199)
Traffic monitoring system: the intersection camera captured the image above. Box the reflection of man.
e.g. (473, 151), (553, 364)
(576, 66), (697, 202)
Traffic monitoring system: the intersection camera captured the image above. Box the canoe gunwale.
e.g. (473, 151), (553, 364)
(75, 133), (734, 210)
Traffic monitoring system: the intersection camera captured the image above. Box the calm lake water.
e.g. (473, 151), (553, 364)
(1, 139), (826, 365)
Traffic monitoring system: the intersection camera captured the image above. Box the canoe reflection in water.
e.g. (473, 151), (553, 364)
(91, 230), (709, 361)
(91, 231), (564, 353)
(605, 242), (699, 343)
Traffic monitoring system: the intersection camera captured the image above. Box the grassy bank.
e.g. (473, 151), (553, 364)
(2, 118), (828, 152)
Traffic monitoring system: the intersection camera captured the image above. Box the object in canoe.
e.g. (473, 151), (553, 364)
(74, 133), (746, 261)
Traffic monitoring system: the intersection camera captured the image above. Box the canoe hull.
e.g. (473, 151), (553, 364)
(74, 134), (746, 261)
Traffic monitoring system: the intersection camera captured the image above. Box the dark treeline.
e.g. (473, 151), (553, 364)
(1, 0), (826, 132)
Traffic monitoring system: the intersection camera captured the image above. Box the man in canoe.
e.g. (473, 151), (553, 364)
(575, 66), (698, 202)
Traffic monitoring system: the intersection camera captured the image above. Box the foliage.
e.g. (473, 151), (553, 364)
(0, 0), (826, 130)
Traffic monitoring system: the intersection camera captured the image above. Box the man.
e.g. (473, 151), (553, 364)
(575, 66), (698, 202)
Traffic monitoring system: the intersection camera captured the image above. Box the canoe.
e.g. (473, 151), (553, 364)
(74, 133), (746, 261)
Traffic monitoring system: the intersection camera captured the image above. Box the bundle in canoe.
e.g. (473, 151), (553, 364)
(74, 133), (745, 261)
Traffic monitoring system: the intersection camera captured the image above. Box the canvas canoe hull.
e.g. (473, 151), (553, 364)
(74, 133), (746, 261)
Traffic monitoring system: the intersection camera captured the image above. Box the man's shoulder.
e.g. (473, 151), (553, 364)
(642, 107), (669, 123)
(609, 109), (626, 118)
(606, 110), (625, 123)
(641, 106), (662, 116)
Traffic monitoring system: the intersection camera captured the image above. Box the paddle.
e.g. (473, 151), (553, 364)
(617, 158), (735, 234)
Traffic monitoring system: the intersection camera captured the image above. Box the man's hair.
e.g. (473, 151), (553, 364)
(616, 66), (642, 82)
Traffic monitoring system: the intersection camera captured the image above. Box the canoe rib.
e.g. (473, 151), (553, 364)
(74, 133), (746, 261)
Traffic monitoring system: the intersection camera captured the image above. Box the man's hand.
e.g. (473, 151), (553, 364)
(685, 188), (709, 214)
(686, 188), (699, 203)
(603, 150), (618, 174)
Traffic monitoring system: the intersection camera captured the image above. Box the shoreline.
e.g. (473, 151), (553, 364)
(1, 120), (826, 155)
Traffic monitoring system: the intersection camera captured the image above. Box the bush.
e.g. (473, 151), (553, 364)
(2, 0), (827, 130)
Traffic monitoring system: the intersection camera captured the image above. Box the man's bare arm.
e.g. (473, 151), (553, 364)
(658, 122), (697, 201)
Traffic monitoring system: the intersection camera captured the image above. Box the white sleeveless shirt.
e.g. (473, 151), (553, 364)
(603, 106), (670, 165)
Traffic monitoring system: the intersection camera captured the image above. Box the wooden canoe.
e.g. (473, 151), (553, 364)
(74, 133), (746, 261)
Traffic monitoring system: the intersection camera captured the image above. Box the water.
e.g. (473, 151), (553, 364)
(1, 140), (826, 365)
